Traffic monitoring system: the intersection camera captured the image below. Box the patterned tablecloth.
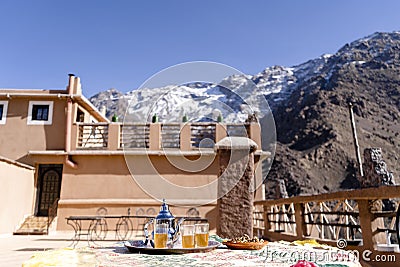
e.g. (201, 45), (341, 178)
(23, 240), (362, 267)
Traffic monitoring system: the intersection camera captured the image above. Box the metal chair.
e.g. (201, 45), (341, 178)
(134, 208), (146, 238)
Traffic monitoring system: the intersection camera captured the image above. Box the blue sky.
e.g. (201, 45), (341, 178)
(1, 0), (400, 97)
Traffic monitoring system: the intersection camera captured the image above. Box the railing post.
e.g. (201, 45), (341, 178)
(215, 123), (227, 143)
(358, 200), (374, 251)
(149, 123), (161, 150)
(263, 204), (270, 236)
(180, 123), (191, 151)
(294, 203), (306, 239)
(70, 124), (78, 150)
(107, 123), (120, 150)
(249, 122), (262, 149)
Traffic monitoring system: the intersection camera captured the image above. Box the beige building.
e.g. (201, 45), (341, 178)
(0, 74), (266, 235)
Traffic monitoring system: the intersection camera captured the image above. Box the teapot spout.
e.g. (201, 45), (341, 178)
(177, 217), (185, 226)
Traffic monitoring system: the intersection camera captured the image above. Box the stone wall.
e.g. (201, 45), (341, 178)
(360, 148), (395, 188)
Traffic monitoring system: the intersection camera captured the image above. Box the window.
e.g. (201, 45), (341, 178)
(28, 101), (54, 125)
(76, 108), (85, 122)
(32, 105), (49, 120)
(0, 101), (8, 125)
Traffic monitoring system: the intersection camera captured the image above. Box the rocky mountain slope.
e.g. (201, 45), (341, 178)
(90, 32), (400, 198)
(267, 32), (400, 197)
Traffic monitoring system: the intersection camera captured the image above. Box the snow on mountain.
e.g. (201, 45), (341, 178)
(90, 59), (321, 123)
(89, 31), (400, 124)
(91, 55), (330, 124)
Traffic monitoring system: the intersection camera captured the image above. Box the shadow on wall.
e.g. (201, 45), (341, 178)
(205, 206), (218, 232)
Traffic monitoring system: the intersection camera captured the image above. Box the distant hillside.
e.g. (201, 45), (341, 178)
(90, 32), (400, 198)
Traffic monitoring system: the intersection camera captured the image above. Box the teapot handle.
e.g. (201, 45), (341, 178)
(144, 218), (154, 246)
(170, 218), (186, 245)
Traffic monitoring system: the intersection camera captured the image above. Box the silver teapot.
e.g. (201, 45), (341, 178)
(144, 199), (185, 248)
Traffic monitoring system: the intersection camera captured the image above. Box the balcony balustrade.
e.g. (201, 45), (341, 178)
(77, 123), (109, 149)
(72, 122), (260, 151)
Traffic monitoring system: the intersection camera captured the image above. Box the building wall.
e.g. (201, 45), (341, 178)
(0, 83), (265, 235)
(55, 154), (220, 231)
(31, 150), (263, 233)
(0, 157), (35, 234)
(0, 98), (66, 164)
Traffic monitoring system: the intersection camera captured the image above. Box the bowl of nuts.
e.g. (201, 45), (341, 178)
(223, 234), (268, 250)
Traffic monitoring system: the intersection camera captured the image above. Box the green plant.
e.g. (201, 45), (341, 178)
(112, 114), (118, 122)
(152, 113), (159, 123)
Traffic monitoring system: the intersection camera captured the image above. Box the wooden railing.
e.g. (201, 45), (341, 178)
(161, 123), (181, 149)
(77, 123), (109, 149)
(253, 186), (400, 266)
(226, 123), (249, 137)
(190, 123), (216, 149)
(73, 122), (261, 151)
(120, 123), (150, 149)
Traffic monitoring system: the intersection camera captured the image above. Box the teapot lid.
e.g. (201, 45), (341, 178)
(156, 199), (174, 220)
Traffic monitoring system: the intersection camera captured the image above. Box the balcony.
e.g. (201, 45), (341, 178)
(71, 122), (262, 151)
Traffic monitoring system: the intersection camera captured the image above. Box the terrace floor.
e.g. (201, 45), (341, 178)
(0, 232), (116, 267)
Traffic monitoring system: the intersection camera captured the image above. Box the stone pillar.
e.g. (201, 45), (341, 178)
(215, 137), (258, 238)
(360, 148), (395, 187)
(361, 148), (395, 245)
(265, 178), (289, 199)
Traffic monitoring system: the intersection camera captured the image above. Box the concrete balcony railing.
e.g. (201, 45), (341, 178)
(71, 122), (262, 151)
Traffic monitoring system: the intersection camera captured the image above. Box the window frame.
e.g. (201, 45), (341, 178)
(0, 101), (8, 125)
(27, 101), (54, 125)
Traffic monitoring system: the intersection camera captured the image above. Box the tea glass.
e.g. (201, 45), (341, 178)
(181, 225), (195, 248)
(195, 223), (209, 247)
(154, 222), (169, 248)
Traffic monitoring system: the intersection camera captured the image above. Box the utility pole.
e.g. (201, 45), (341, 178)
(348, 102), (364, 177)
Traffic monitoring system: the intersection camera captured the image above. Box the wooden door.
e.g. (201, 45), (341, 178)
(37, 165), (63, 216)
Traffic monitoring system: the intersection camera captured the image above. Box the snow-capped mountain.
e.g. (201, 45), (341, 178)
(89, 53), (331, 123)
(90, 32), (400, 124)
(90, 31), (400, 197)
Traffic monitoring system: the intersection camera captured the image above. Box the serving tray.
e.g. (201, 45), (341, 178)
(124, 240), (221, 254)
(222, 241), (268, 250)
